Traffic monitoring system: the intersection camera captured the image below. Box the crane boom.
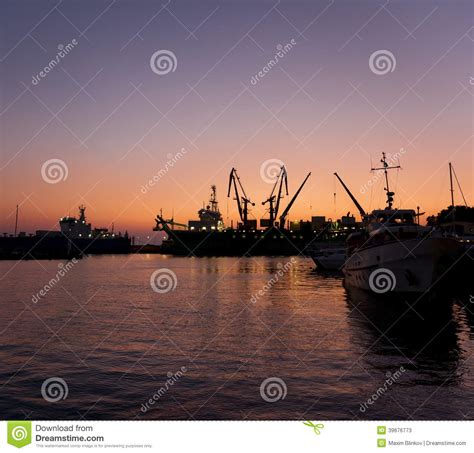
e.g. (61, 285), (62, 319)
(262, 165), (288, 226)
(333, 172), (366, 220)
(227, 168), (254, 225)
(279, 172), (311, 229)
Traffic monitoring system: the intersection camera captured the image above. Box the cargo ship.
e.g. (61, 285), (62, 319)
(0, 205), (130, 259)
(153, 167), (360, 256)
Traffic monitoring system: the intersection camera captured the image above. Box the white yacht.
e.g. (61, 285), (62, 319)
(337, 153), (463, 294)
(343, 209), (461, 293)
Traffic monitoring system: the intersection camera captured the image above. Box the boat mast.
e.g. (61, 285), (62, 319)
(371, 152), (400, 209)
(14, 204), (19, 237)
(449, 162), (455, 207)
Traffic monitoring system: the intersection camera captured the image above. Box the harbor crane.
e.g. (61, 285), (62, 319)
(279, 172), (311, 229)
(261, 166), (288, 228)
(227, 168), (255, 227)
(154, 209), (188, 233)
(333, 172), (367, 221)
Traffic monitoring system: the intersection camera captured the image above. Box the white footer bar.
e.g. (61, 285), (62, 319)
(1, 421), (472, 452)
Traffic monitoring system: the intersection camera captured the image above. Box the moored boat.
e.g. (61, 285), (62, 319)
(336, 153), (463, 294)
(309, 246), (346, 271)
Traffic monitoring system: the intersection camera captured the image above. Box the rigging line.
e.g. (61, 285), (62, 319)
(452, 165), (468, 206)
(394, 166), (400, 206)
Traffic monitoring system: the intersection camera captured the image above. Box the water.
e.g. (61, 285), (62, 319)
(0, 255), (473, 420)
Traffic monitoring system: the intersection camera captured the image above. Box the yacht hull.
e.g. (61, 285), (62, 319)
(343, 237), (462, 293)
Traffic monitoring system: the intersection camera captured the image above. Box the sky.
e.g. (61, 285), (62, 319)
(0, 0), (472, 240)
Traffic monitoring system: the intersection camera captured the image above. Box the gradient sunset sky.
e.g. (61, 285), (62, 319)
(0, 0), (472, 239)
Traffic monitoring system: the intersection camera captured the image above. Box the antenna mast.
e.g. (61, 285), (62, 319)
(371, 152), (400, 209)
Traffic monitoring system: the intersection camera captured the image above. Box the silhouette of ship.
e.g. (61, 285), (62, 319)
(0, 205), (130, 259)
(153, 168), (358, 256)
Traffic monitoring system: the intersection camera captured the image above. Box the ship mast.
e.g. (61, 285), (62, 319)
(371, 152), (400, 209)
(78, 205), (86, 222)
(14, 204), (19, 237)
(209, 185), (219, 214)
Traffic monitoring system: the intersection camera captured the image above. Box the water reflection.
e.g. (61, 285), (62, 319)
(345, 287), (467, 383)
(0, 256), (472, 420)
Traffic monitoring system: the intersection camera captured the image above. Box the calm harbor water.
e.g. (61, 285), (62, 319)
(0, 255), (473, 420)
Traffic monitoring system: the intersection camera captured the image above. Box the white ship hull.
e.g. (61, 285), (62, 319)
(343, 237), (461, 293)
